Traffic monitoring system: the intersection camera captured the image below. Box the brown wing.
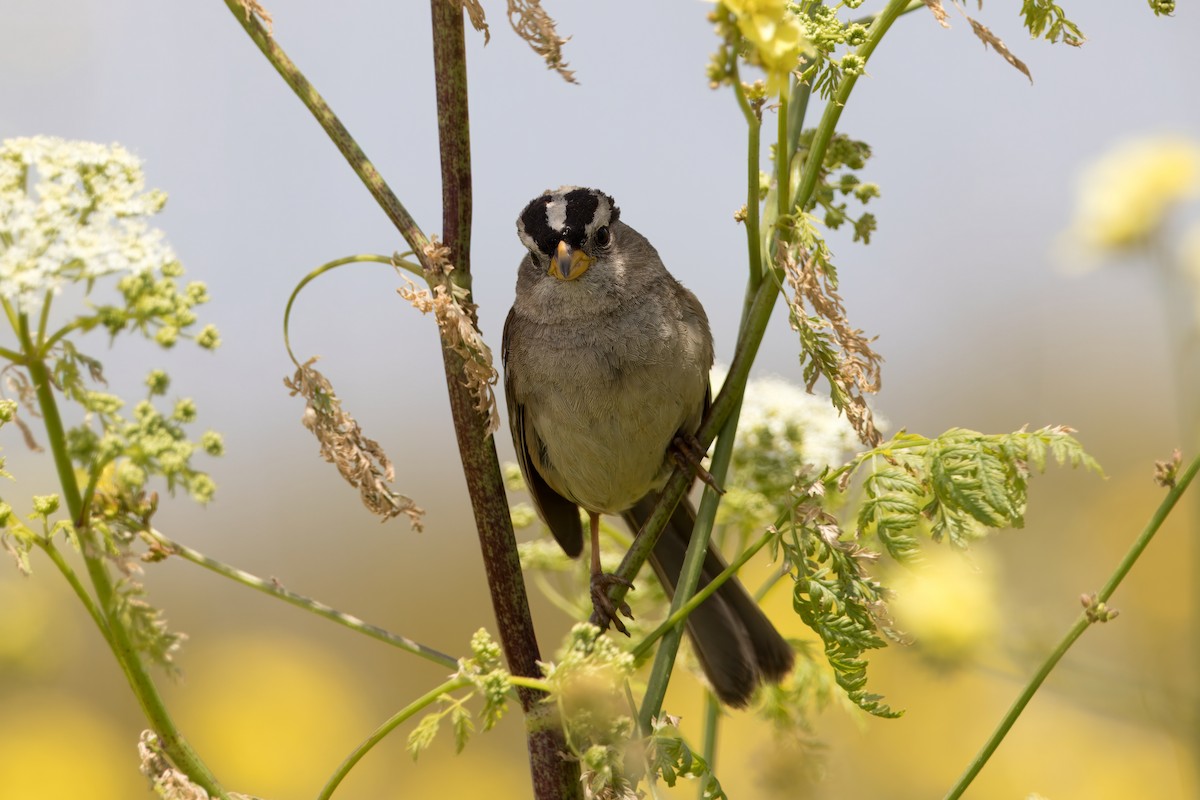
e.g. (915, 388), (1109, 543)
(502, 308), (584, 557)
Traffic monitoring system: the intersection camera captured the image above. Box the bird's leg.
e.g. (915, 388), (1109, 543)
(586, 510), (634, 636)
(671, 433), (724, 494)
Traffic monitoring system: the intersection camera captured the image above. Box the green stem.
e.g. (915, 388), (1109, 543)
(632, 528), (772, 661)
(143, 527), (458, 669)
(606, 0), (909, 603)
(699, 691), (720, 793)
(282, 253), (419, 366)
(37, 539), (111, 642)
(222, 1), (432, 265)
(17, 317), (226, 798)
(318, 676), (473, 800)
(943, 451), (1200, 800)
(791, 0), (911, 214)
(639, 397), (743, 730)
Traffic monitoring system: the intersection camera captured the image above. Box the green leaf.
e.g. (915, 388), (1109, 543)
(406, 710), (443, 760)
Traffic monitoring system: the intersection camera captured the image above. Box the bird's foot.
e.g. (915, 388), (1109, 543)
(588, 572), (635, 636)
(671, 433), (724, 494)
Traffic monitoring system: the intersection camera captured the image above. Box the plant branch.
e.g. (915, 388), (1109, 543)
(943, 451), (1200, 800)
(143, 528), (458, 669)
(318, 675), (473, 800)
(427, 3), (579, 797)
(18, 317), (226, 797)
(638, 395), (742, 730)
(604, 0), (909, 608)
(222, 1), (431, 262)
(632, 527), (773, 661)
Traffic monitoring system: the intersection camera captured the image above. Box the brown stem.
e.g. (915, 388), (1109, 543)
(429, 3), (579, 798)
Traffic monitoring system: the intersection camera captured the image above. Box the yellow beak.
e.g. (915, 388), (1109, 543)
(548, 240), (592, 281)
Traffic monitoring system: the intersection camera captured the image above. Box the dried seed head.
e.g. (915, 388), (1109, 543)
(284, 358), (424, 529)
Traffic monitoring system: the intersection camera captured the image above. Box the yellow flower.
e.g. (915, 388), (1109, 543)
(722, 0), (810, 95)
(889, 549), (999, 666)
(1067, 136), (1200, 253)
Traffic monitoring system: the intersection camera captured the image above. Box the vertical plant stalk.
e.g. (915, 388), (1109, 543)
(428, 3), (579, 798)
(17, 320), (226, 798)
(606, 0), (912, 612)
(943, 452), (1200, 800)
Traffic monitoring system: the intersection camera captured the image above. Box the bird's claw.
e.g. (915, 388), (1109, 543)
(588, 572), (635, 636)
(671, 434), (724, 495)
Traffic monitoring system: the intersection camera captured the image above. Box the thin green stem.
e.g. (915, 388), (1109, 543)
(791, 0), (911, 214)
(318, 676), (473, 800)
(943, 452), (1200, 800)
(699, 691), (720, 792)
(37, 539), (111, 642)
(632, 528), (773, 661)
(606, 0), (909, 605)
(143, 528), (458, 669)
(17, 317), (226, 798)
(35, 290), (53, 349)
(639, 397), (743, 730)
(282, 253), (418, 366)
(222, 2), (432, 264)
(776, 91), (790, 225)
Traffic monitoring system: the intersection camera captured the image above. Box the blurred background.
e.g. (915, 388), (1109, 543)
(1, 1), (1198, 797)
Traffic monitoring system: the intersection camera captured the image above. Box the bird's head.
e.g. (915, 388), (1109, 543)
(516, 186), (620, 283)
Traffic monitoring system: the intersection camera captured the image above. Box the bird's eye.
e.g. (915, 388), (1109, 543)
(594, 226), (611, 248)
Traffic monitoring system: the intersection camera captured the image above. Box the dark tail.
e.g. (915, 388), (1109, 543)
(622, 494), (794, 707)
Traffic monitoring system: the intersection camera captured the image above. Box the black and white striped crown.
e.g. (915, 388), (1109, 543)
(517, 186), (620, 257)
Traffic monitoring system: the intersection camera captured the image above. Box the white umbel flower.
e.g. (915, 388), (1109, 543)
(0, 136), (176, 314)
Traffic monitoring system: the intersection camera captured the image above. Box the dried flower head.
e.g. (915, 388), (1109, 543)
(137, 731), (209, 800)
(284, 358), (424, 529)
(507, 0), (576, 84)
(781, 222), (883, 447)
(399, 241), (501, 436)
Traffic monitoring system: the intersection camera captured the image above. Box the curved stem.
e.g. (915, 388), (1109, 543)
(943, 452), (1200, 800)
(318, 676), (473, 800)
(282, 253), (418, 366)
(144, 527), (458, 668)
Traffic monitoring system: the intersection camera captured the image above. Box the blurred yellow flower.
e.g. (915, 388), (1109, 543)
(1065, 136), (1200, 254)
(175, 634), (379, 798)
(889, 549), (999, 666)
(722, 0), (810, 95)
(0, 692), (142, 799)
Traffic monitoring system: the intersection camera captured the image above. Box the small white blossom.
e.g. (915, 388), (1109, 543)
(0, 136), (177, 314)
(713, 365), (872, 468)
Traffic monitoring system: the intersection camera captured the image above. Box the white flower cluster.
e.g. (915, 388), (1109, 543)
(713, 365), (872, 469)
(0, 136), (176, 314)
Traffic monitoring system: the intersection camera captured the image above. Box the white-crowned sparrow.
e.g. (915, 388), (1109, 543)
(502, 186), (793, 706)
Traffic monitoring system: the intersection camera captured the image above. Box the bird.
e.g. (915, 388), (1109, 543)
(502, 186), (794, 706)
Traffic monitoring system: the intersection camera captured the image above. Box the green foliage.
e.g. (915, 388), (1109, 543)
(1019, 0), (1085, 45)
(648, 715), (727, 799)
(853, 426), (1102, 551)
(778, 427), (1101, 718)
(796, 129), (879, 243)
(407, 629), (514, 760)
(793, 1), (873, 101)
(115, 578), (186, 674)
(784, 472), (899, 718)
